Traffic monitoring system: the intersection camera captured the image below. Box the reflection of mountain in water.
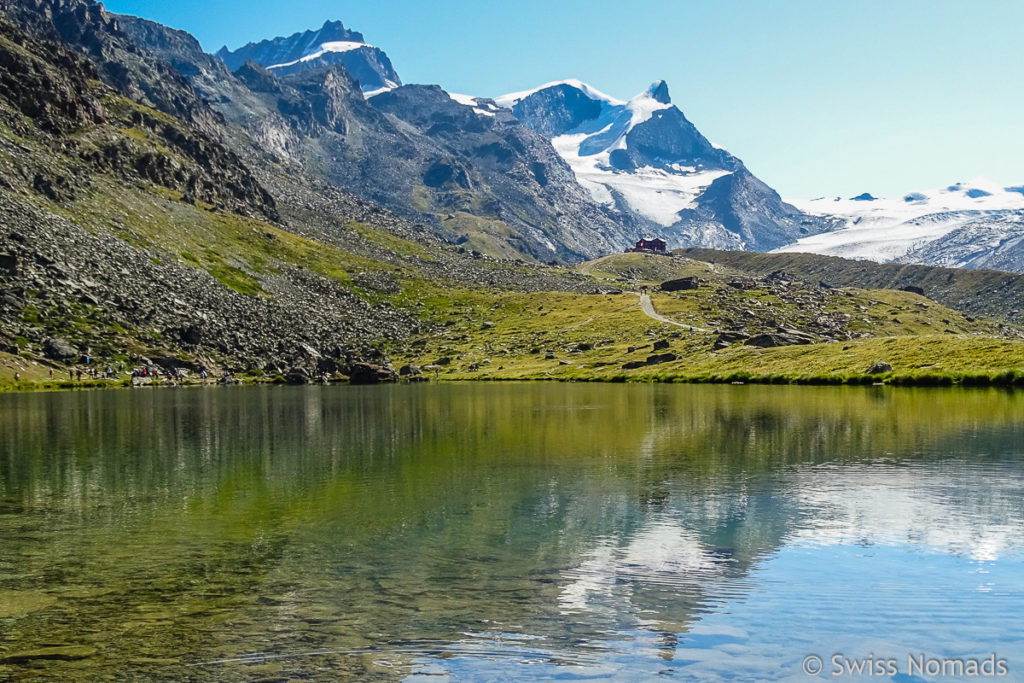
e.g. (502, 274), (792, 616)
(1, 384), (1023, 677)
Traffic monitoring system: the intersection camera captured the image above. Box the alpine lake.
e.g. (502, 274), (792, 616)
(1, 383), (1023, 681)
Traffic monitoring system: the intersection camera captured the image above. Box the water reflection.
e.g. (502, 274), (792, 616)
(1, 384), (1023, 680)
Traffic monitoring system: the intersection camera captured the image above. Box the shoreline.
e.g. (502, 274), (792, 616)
(3, 369), (1023, 394)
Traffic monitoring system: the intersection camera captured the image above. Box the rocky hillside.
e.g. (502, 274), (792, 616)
(0, 7), (600, 381)
(0, 0), (223, 137)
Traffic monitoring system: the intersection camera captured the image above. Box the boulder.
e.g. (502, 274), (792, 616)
(316, 358), (341, 374)
(716, 330), (749, 344)
(621, 360), (648, 370)
(349, 362), (398, 384)
(652, 340), (670, 351)
(660, 276), (700, 292)
(398, 364), (421, 376)
(645, 353), (678, 365)
(285, 366), (310, 384)
(0, 252), (17, 274)
(299, 343), (321, 359)
(42, 337), (77, 360)
(746, 331), (814, 348)
(866, 361), (893, 374)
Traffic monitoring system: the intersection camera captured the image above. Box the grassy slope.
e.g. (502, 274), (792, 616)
(389, 253), (1024, 386)
(679, 247), (1024, 321)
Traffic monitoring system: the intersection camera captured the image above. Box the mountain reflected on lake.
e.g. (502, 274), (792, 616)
(1, 384), (1023, 680)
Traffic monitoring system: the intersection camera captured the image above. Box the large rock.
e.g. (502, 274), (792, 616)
(348, 362), (397, 384)
(661, 276), (700, 292)
(745, 331), (814, 348)
(866, 361), (893, 374)
(0, 251), (17, 273)
(645, 352), (678, 365)
(42, 337), (77, 360)
(285, 366), (310, 384)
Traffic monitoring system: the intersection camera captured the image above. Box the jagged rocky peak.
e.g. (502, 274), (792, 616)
(216, 20), (363, 70)
(647, 79), (671, 104)
(215, 19), (401, 93)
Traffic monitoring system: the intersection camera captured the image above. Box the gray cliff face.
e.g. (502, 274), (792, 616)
(367, 85), (638, 259)
(675, 168), (825, 251)
(509, 84), (605, 137)
(215, 20), (401, 93)
(0, 0), (224, 136)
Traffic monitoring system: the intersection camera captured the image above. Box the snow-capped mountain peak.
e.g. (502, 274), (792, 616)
(216, 20), (401, 93)
(493, 79), (625, 109)
(500, 79), (828, 250)
(624, 80), (673, 128)
(645, 79), (671, 104)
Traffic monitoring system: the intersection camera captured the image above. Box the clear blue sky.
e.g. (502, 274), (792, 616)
(103, 0), (1023, 199)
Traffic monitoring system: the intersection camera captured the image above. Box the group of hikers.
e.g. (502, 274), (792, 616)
(11, 355), (213, 385)
(58, 360), (210, 383)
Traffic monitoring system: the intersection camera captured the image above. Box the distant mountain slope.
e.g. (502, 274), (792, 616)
(899, 212), (1024, 272)
(119, 19), (642, 262)
(780, 179), (1024, 270)
(215, 20), (401, 94)
(499, 79), (837, 251)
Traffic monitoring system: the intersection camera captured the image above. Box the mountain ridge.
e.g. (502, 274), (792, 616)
(215, 20), (401, 93)
(499, 78), (836, 252)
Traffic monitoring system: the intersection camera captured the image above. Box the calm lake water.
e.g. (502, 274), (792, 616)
(1, 383), (1023, 681)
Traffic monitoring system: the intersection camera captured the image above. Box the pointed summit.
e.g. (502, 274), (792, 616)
(648, 80), (671, 104)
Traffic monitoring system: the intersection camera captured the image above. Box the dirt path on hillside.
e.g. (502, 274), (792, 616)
(638, 292), (709, 332)
(578, 254), (618, 277)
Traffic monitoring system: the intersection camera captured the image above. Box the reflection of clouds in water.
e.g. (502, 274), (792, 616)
(559, 516), (723, 612)
(560, 461), (1024, 619)
(787, 464), (1024, 561)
